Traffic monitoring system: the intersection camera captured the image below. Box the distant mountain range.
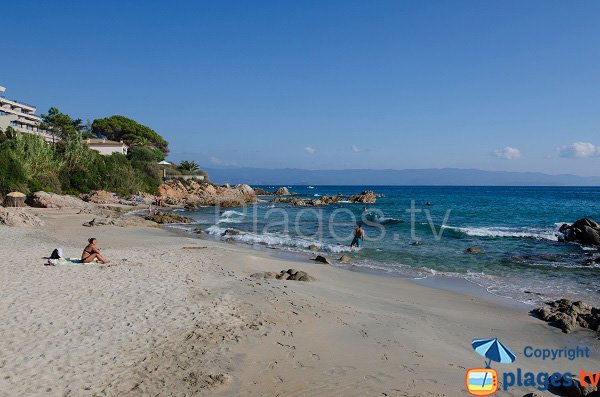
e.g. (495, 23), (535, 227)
(203, 167), (600, 186)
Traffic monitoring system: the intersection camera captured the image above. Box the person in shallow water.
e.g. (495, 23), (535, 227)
(351, 223), (365, 248)
(82, 237), (110, 264)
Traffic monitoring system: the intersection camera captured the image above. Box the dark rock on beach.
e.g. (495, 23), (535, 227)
(558, 218), (600, 246)
(144, 212), (193, 224)
(531, 299), (600, 334)
(251, 269), (315, 282)
(314, 255), (332, 264)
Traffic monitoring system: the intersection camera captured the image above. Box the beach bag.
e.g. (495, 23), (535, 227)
(50, 248), (64, 260)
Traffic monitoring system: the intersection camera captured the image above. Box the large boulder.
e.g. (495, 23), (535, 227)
(28, 192), (95, 209)
(158, 180), (257, 207)
(0, 208), (44, 227)
(558, 218), (600, 246)
(80, 190), (119, 205)
(274, 187), (291, 196)
(531, 299), (600, 334)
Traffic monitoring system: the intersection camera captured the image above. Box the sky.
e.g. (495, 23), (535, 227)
(2, 0), (600, 175)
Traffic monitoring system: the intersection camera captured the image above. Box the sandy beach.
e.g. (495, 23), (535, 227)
(1, 208), (599, 397)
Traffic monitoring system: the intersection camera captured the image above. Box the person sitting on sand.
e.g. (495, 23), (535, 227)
(350, 223), (365, 248)
(82, 238), (110, 264)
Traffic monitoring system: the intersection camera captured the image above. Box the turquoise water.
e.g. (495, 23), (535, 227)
(176, 186), (600, 305)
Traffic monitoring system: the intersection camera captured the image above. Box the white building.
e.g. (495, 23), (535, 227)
(0, 85), (54, 142)
(85, 138), (129, 155)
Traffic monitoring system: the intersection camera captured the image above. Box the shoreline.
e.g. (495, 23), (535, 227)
(161, 221), (567, 310)
(1, 207), (599, 396)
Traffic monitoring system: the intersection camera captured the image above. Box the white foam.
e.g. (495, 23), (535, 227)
(444, 225), (558, 241)
(205, 225), (353, 253)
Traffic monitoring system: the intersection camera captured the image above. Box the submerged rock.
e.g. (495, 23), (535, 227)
(339, 255), (351, 263)
(466, 247), (481, 253)
(308, 244), (319, 251)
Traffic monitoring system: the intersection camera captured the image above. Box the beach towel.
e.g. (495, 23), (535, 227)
(59, 258), (98, 265)
(46, 258), (98, 266)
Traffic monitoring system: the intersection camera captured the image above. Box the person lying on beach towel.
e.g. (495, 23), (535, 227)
(82, 237), (110, 264)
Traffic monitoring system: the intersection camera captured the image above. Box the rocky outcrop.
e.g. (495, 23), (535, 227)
(28, 192), (95, 209)
(0, 208), (44, 227)
(251, 269), (315, 282)
(274, 187), (292, 196)
(531, 299), (599, 334)
(348, 191), (383, 204)
(253, 187), (274, 196)
(558, 218), (600, 246)
(80, 190), (119, 205)
(159, 180), (256, 208)
(144, 212), (193, 224)
(271, 195), (341, 207)
(83, 216), (158, 228)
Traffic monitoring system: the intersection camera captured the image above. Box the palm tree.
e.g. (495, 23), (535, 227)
(178, 160), (200, 173)
(132, 136), (151, 147)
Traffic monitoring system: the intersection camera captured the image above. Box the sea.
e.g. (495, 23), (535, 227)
(171, 186), (600, 306)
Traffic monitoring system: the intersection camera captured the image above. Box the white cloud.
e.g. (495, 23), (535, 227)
(558, 142), (600, 158)
(494, 146), (521, 160)
(352, 144), (360, 153)
(304, 146), (316, 154)
(210, 156), (237, 166)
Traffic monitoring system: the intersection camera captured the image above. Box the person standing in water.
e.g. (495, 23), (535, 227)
(350, 223), (365, 248)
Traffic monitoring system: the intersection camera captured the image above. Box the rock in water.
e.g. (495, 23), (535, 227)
(348, 191), (382, 204)
(314, 255), (332, 264)
(308, 244), (319, 251)
(466, 247), (481, 253)
(339, 255), (351, 263)
(558, 218), (600, 246)
(274, 187), (292, 196)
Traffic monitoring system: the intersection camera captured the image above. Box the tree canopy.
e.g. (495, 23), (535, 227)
(91, 115), (169, 154)
(40, 107), (83, 140)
